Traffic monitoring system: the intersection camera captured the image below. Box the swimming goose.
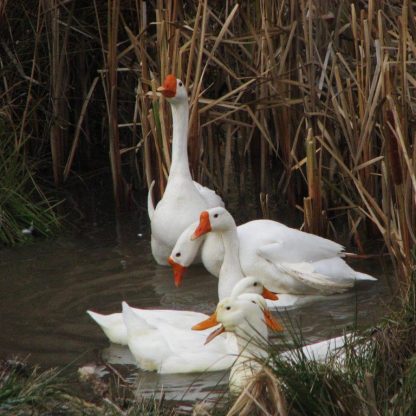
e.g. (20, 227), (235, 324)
(121, 300), (235, 373)
(121, 283), (278, 374)
(86, 276), (277, 346)
(168, 220), (322, 309)
(192, 293), (283, 394)
(181, 207), (376, 295)
(149, 75), (223, 265)
(194, 296), (361, 392)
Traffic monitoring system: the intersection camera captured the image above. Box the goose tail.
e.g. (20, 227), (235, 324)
(122, 302), (151, 337)
(354, 271), (377, 281)
(87, 310), (109, 327)
(86, 310), (127, 345)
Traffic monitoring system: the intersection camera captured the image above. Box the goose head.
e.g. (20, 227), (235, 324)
(230, 276), (278, 301)
(168, 256), (187, 287)
(167, 223), (201, 287)
(157, 74), (188, 103)
(191, 207), (234, 240)
(192, 294), (283, 344)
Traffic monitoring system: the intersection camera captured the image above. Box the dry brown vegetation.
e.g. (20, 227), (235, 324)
(0, 0), (415, 286)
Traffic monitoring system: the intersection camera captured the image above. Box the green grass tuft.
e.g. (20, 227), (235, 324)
(0, 119), (61, 246)
(0, 359), (176, 415)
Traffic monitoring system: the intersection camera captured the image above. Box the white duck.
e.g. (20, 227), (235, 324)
(192, 293), (283, 394)
(280, 333), (355, 364)
(86, 276), (278, 346)
(195, 296), (362, 393)
(183, 207), (376, 295)
(149, 74), (223, 265)
(121, 301), (235, 373)
(121, 282), (279, 374)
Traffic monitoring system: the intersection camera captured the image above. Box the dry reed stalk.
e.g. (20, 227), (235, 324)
(226, 367), (288, 416)
(125, 2), (154, 191)
(222, 123), (232, 198)
(147, 93), (167, 196)
(304, 128), (323, 234)
(137, 4), (154, 191)
(63, 77), (99, 181)
(14, 2), (43, 152)
(0, 1), (7, 19)
(385, 102), (413, 288)
(104, 0), (127, 209)
(260, 192), (270, 219)
(184, 1), (201, 90)
(187, 0), (208, 178)
(364, 372), (380, 416)
(156, 3), (173, 176)
(43, 0), (71, 186)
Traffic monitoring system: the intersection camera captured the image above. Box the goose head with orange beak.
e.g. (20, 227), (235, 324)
(167, 220), (204, 287)
(193, 293), (283, 394)
(191, 207), (233, 240)
(157, 74), (188, 103)
(192, 293), (283, 345)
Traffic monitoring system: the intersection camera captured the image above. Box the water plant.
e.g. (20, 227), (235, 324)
(0, 121), (60, 245)
(0, 359), (174, 415)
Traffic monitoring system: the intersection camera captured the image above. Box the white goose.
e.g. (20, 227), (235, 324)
(167, 220), (223, 284)
(178, 207), (376, 295)
(149, 75), (223, 265)
(192, 293), (283, 394)
(168, 221), (317, 309)
(280, 333), (355, 364)
(121, 301), (235, 373)
(86, 276), (278, 346)
(121, 281), (279, 374)
(194, 295), (360, 393)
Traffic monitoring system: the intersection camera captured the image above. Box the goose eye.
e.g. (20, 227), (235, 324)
(178, 81), (183, 87)
(251, 300), (256, 304)
(176, 252), (181, 257)
(214, 213), (219, 218)
(226, 306), (231, 310)
(253, 282), (258, 287)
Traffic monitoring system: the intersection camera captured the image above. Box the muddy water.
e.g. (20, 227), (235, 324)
(0, 215), (390, 401)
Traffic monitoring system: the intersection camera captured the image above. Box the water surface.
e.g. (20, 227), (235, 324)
(0, 215), (390, 402)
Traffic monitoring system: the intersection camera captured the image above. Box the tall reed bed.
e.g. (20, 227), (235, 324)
(0, 1), (414, 287)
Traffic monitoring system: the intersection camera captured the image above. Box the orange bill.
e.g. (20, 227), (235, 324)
(168, 256), (187, 287)
(262, 287), (279, 301)
(156, 74), (176, 98)
(204, 326), (225, 345)
(263, 309), (284, 332)
(190, 211), (211, 240)
(192, 312), (218, 330)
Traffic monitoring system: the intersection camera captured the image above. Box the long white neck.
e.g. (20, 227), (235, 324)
(229, 319), (268, 393)
(176, 221), (205, 264)
(218, 225), (244, 300)
(168, 99), (192, 180)
(235, 319), (268, 358)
